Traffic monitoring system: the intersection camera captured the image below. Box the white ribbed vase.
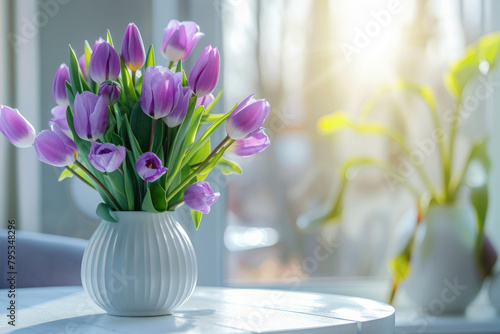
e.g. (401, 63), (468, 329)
(81, 211), (198, 316)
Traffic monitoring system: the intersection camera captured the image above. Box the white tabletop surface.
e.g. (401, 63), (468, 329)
(0, 286), (395, 333)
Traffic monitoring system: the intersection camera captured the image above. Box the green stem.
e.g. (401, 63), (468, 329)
(168, 61), (174, 70)
(131, 70), (136, 88)
(148, 118), (157, 152)
(74, 160), (120, 209)
(166, 136), (232, 202)
(446, 100), (462, 201)
(65, 166), (94, 189)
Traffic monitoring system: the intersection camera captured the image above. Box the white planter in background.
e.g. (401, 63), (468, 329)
(81, 211), (198, 316)
(402, 203), (483, 314)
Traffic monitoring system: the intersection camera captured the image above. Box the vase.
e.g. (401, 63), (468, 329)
(489, 271), (500, 312)
(81, 211), (198, 316)
(401, 203), (482, 314)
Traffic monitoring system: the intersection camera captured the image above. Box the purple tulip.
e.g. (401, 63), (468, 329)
(34, 124), (77, 167)
(184, 181), (220, 214)
(52, 64), (71, 106)
(0, 105), (36, 148)
(121, 23), (146, 71)
(188, 45), (220, 97)
(92, 37), (105, 53)
(98, 83), (120, 105)
(196, 94), (214, 108)
(49, 105), (72, 137)
(89, 42), (120, 84)
(232, 128), (270, 157)
(163, 84), (191, 127)
(88, 141), (126, 173)
(162, 20), (204, 62)
(225, 95), (271, 140)
(78, 54), (88, 81)
(135, 152), (168, 182)
(140, 66), (190, 120)
(73, 91), (108, 141)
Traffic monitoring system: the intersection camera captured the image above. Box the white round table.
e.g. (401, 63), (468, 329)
(0, 286), (394, 333)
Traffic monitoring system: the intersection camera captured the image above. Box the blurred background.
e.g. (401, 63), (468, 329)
(0, 0), (499, 298)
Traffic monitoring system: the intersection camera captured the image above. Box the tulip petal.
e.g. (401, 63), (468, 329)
(233, 128), (270, 157)
(34, 130), (76, 167)
(0, 106), (36, 148)
(184, 181), (220, 214)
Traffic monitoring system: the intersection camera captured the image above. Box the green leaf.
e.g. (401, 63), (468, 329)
(191, 210), (202, 230)
(130, 102), (153, 152)
(388, 251), (411, 282)
(58, 168), (74, 181)
(120, 57), (137, 106)
(189, 140), (211, 166)
(145, 44), (155, 68)
(202, 113), (225, 123)
(444, 47), (479, 98)
(142, 188), (159, 213)
(84, 40), (97, 93)
(203, 88), (223, 115)
(121, 154), (136, 210)
(150, 182), (167, 212)
(106, 29), (114, 46)
(122, 114), (143, 161)
(68, 45), (83, 94)
(216, 158), (242, 175)
(477, 32), (500, 70)
(65, 83), (75, 107)
(96, 203), (118, 222)
(185, 105), (205, 147)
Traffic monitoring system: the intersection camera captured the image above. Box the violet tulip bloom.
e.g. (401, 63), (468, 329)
(232, 128), (270, 157)
(163, 84), (191, 127)
(184, 181), (220, 214)
(88, 141), (126, 173)
(92, 37), (105, 53)
(89, 42), (120, 84)
(52, 64), (71, 106)
(162, 20), (204, 62)
(73, 91), (108, 141)
(78, 54), (88, 81)
(98, 83), (120, 105)
(135, 152), (168, 182)
(34, 124), (77, 167)
(196, 94), (214, 108)
(188, 45), (220, 97)
(121, 23), (146, 71)
(140, 66), (189, 120)
(49, 105), (72, 137)
(225, 95), (271, 140)
(0, 105), (36, 148)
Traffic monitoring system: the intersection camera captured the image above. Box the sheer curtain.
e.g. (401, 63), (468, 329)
(221, 0), (489, 284)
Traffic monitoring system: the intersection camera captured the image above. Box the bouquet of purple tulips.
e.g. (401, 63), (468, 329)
(0, 21), (271, 228)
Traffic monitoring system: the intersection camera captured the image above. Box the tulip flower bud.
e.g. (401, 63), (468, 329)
(34, 124), (77, 167)
(232, 128), (270, 157)
(225, 95), (271, 140)
(98, 83), (120, 105)
(52, 64), (71, 106)
(188, 45), (220, 97)
(89, 42), (120, 84)
(73, 91), (108, 141)
(196, 94), (214, 109)
(0, 105), (36, 148)
(88, 141), (126, 173)
(135, 152), (168, 182)
(140, 66), (190, 120)
(49, 105), (72, 137)
(78, 54), (88, 81)
(121, 23), (146, 71)
(184, 181), (220, 214)
(162, 20), (204, 62)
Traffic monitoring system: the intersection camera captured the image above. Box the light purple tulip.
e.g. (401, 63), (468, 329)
(73, 91), (108, 141)
(88, 141), (126, 173)
(162, 20), (204, 62)
(52, 64), (71, 106)
(89, 42), (120, 84)
(121, 23), (146, 71)
(98, 83), (120, 105)
(92, 37), (105, 53)
(135, 152), (168, 182)
(188, 45), (220, 97)
(34, 124), (77, 167)
(140, 66), (189, 120)
(184, 181), (220, 214)
(196, 94), (214, 108)
(232, 128), (270, 157)
(225, 95), (271, 140)
(78, 54), (88, 81)
(163, 84), (191, 127)
(49, 105), (72, 137)
(0, 105), (36, 148)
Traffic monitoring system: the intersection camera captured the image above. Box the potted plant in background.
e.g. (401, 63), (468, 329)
(298, 32), (500, 314)
(0, 20), (271, 316)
